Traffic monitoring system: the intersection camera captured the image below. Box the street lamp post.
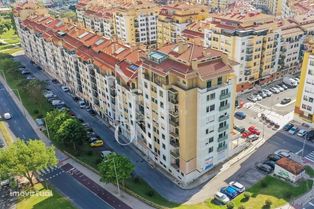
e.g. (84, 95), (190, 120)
(301, 134), (307, 158)
(43, 118), (51, 140)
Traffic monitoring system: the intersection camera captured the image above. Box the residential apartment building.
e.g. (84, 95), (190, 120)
(157, 4), (208, 47)
(14, 8), (238, 184)
(114, 4), (159, 46)
(203, 11), (307, 92)
(295, 43), (314, 124)
(204, 12), (282, 92)
(139, 42), (237, 183)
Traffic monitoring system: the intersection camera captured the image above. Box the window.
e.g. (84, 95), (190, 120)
(159, 90), (163, 97)
(160, 102), (164, 108)
(207, 80), (212, 88)
(162, 143), (165, 149)
(162, 155), (166, 161)
(208, 147), (213, 153)
(217, 77), (222, 85)
(210, 105), (215, 111)
(208, 137), (214, 143)
(206, 106), (210, 113)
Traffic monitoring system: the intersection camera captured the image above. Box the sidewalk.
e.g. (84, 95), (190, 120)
(0, 75), (154, 209)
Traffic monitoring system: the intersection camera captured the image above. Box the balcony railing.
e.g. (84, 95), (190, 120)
(170, 131), (179, 138)
(218, 125), (229, 132)
(218, 115), (229, 122)
(169, 116), (179, 127)
(218, 135), (228, 142)
(220, 92), (231, 100)
(217, 145), (228, 152)
(170, 149), (180, 158)
(219, 104), (230, 111)
(170, 139), (179, 148)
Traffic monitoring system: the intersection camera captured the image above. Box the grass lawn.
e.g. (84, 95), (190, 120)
(0, 29), (20, 44)
(0, 47), (22, 55)
(305, 165), (314, 178)
(16, 183), (76, 209)
(174, 176), (313, 209)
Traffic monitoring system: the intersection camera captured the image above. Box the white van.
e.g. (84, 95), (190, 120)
(283, 77), (297, 87)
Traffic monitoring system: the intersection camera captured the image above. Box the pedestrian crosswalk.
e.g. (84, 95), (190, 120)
(37, 166), (65, 181)
(247, 105), (264, 114)
(305, 151), (314, 163)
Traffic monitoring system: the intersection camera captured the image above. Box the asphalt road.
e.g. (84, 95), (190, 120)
(0, 82), (38, 140)
(13, 53), (314, 204)
(303, 199), (314, 209)
(0, 78), (122, 208)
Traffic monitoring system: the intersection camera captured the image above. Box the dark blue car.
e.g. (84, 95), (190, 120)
(220, 186), (239, 199)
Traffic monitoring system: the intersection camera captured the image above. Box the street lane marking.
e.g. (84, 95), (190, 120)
(309, 202), (314, 206)
(295, 149), (303, 155)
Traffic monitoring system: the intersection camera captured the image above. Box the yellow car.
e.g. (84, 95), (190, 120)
(89, 140), (104, 147)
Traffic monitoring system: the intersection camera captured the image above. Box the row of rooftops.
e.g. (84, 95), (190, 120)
(19, 13), (236, 82)
(20, 14), (142, 80)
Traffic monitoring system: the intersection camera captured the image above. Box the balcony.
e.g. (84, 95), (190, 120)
(218, 125), (229, 132)
(169, 109), (179, 117)
(169, 116), (179, 127)
(218, 115), (229, 122)
(170, 131), (179, 138)
(220, 92), (231, 100)
(219, 104), (230, 111)
(170, 139), (179, 148)
(110, 89), (116, 97)
(218, 135), (228, 142)
(217, 144), (228, 152)
(170, 149), (180, 159)
(168, 88), (178, 104)
(171, 159), (179, 170)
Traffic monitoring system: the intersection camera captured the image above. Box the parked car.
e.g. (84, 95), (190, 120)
(279, 83), (288, 90)
(267, 153), (282, 161)
(248, 126), (261, 135)
(247, 95), (257, 102)
(100, 151), (113, 158)
(61, 86), (69, 92)
(281, 98), (291, 105)
(262, 89), (272, 97)
(274, 149), (291, 158)
(256, 163), (273, 174)
(3, 113), (12, 120)
(247, 134), (259, 142)
(214, 192), (230, 204)
(234, 125), (245, 133)
(254, 94), (262, 101)
(235, 112), (246, 120)
(79, 100), (86, 109)
(283, 76), (297, 87)
(297, 129), (308, 137)
(242, 131), (254, 138)
(275, 85), (284, 92)
(88, 137), (98, 143)
(288, 126), (299, 135)
(306, 130), (314, 142)
(283, 123), (294, 131)
(26, 75), (35, 80)
(263, 160), (276, 169)
(51, 100), (65, 106)
(220, 186), (239, 199)
(229, 181), (245, 193)
(21, 70), (31, 75)
(269, 87), (279, 94)
(90, 140), (104, 147)
(51, 79), (59, 84)
(293, 78), (300, 84)
(258, 91), (267, 98)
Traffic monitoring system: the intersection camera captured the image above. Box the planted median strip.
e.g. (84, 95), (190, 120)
(0, 121), (14, 145)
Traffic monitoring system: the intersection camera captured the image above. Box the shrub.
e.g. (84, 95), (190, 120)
(284, 191), (292, 199)
(265, 199), (272, 207)
(226, 202), (234, 209)
(133, 176), (140, 184)
(243, 192), (251, 200)
(238, 205), (245, 209)
(261, 180), (268, 188)
(86, 150), (93, 156)
(33, 109), (39, 115)
(146, 190), (155, 197)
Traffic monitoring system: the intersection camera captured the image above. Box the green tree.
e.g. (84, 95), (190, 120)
(45, 110), (71, 140)
(25, 80), (46, 109)
(226, 202), (234, 209)
(0, 140), (57, 187)
(56, 118), (87, 151)
(98, 153), (134, 187)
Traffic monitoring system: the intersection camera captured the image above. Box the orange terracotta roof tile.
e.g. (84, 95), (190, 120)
(276, 157), (304, 175)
